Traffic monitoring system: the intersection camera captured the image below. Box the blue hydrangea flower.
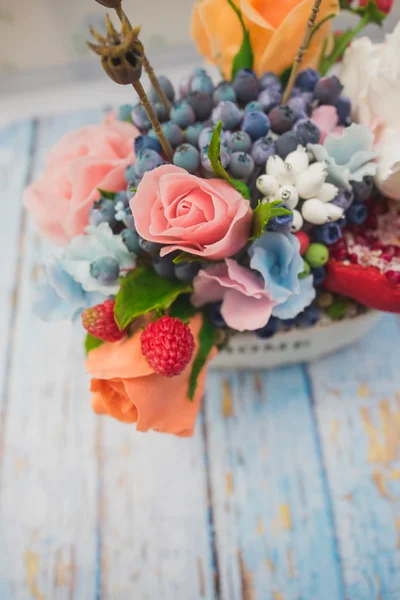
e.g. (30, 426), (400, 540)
(249, 231), (316, 320)
(60, 223), (136, 295)
(308, 123), (377, 190)
(34, 259), (105, 322)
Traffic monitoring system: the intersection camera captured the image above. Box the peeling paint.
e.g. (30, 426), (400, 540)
(272, 592), (284, 600)
(25, 550), (45, 600)
(280, 505), (292, 530)
(222, 380), (233, 418)
(287, 548), (296, 579)
(330, 419), (339, 443)
(360, 399), (400, 465)
(238, 552), (255, 600)
(197, 557), (205, 597)
(372, 470), (389, 498)
(256, 516), (264, 535)
(225, 472), (233, 495)
(265, 558), (275, 573)
(358, 383), (370, 398)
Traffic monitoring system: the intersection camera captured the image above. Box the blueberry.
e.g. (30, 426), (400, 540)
(331, 188), (354, 211)
(153, 255), (176, 280)
(134, 135), (162, 155)
(314, 76), (344, 105)
(174, 261), (201, 283)
(251, 137), (276, 165)
(171, 100), (196, 128)
(255, 316), (279, 339)
(118, 207), (136, 231)
(201, 144), (230, 172)
(136, 148), (163, 177)
(121, 228), (141, 254)
(295, 68), (320, 92)
(212, 101), (242, 130)
(229, 152), (255, 179)
(313, 222), (342, 245)
(296, 305), (321, 327)
(351, 176), (374, 203)
(207, 302), (227, 328)
(186, 92), (213, 121)
(335, 96), (351, 125)
(213, 82), (236, 104)
(232, 68), (260, 105)
(131, 104), (151, 130)
(185, 122), (204, 147)
(241, 111), (270, 140)
(125, 164), (138, 184)
(114, 191), (129, 208)
(258, 88), (282, 112)
(227, 131), (252, 153)
(268, 204), (293, 232)
(293, 118), (321, 145)
(179, 74), (192, 98)
(90, 257), (120, 285)
(118, 104), (134, 122)
(138, 237), (162, 257)
(190, 73), (214, 95)
(269, 105), (299, 134)
(149, 121), (185, 147)
(275, 131), (302, 159)
(89, 199), (117, 228)
(287, 95), (311, 117)
(311, 267), (326, 286)
(153, 102), (169, 123)
(245, 101), (264, 113)
(173, 143), (200, 173)
(149, 75), (175, 104)
(259, 72), (282, 92)
(346, 203), (368, 225)
(198, 126), (227, 150)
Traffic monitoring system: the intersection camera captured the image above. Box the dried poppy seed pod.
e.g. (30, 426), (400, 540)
(88, 16), (144, 85)
(95, 0), (122, 8)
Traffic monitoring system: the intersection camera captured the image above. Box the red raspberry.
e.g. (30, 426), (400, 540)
(294, 231), (310, 255)
(141, 316), (195, 377)
(82, 299), (126, 343)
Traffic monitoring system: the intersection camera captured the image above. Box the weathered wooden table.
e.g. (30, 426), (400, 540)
(1, 109), (400, 600)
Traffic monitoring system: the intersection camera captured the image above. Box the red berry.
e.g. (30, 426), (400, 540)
(82, 299), (126, 343)
(294, 231), (310, 255)
(385, 270), (400, 286)
(141, 316), (195, 377)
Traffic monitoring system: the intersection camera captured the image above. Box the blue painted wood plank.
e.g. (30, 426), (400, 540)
(0, 110), (103, 600)
(308, 315), (400, 600)
(204, 366), (344, 600)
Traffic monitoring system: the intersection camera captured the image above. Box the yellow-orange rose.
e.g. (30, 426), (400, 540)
(191, 0), (339, 79)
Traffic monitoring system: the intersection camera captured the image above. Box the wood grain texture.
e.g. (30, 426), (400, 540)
(309, 315), (400, 600)
(203, 368), (344, 600)
(0, 111), (103, 600)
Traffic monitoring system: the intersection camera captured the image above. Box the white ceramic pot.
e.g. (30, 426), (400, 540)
(211, 310), (381, 369)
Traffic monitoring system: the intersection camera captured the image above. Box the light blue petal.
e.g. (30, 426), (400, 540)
(272, 276), (316, 320)
(324, 124), (374, 165)
(33, 283), (75, 321)
(347, 150), (377, 175)
(47, 259), (85, 305)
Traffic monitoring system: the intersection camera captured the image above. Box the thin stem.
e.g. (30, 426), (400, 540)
(114, 6), (171, 112)
(132, 80), (174, 161)
(282, 0), (322, 104)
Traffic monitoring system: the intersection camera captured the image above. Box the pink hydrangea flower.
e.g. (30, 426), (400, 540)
(311, 105), (344, 143)
(130, 165), (253, 261)
(191, 259), (275, 331)
(24, 121), (139, 245)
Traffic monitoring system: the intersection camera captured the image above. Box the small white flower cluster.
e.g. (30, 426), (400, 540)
(256, 146), (344, 230)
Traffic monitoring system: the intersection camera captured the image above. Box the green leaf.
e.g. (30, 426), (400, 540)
(172, 252), (205, 265)
(97, 188), (117, 200)
(169, 295), (197, 322)
(130, 187), (137, 193)
(85, 333), (104, 355)
(188, 315), (219, 401)
(309, 13), (336, 43)
(279, 65), (292, 86)
(226, 0), (253, 78)
(208, 121), (251, 200)
(114, 266), (193, 330)
(251, 201), (293, 240)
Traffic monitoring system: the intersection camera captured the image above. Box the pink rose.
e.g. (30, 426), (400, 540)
(24, 120), (139, 245)
(311, 106), (344, 143)
(131, 165), (253, 260)
(191, 259), (275, 331)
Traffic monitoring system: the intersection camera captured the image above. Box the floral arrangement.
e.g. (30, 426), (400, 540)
(25, 0), (399, 437)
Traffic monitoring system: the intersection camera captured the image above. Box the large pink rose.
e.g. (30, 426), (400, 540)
(192, 259), (275, 331)
(24, 120), (139, 245)
(130, 165), (253, 260)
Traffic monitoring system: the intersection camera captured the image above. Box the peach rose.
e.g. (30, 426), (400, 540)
(191, 0), (339, 79)
(86, 315), (214, 437)
(24, 120), (139, 246)
(130, 165), (252, 260)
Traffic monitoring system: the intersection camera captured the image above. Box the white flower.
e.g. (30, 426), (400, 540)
(285, 147), (309, 175)
(301, 198), (343, 225)
(61, 223), (136, 295)
(340, 22), (400, 200)
(295, 162), (327, 199)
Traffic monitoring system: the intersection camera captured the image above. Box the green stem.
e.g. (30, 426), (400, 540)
(319, 13), (369, 75)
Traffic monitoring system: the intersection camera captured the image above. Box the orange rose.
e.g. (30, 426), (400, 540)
(86, 315), (215, 437)
(191, 0), (339, 79)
